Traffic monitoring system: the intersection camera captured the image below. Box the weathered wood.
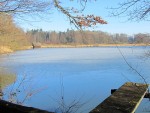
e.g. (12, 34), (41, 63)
(0, 99), (53, 113)
(111, 89), (150, 98)
(90, 82), (149, 113)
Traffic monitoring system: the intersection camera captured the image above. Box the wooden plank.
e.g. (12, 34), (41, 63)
(90, 82), (149, 113)
(111, 89), (150, 98)
(0, 99), (54, 113)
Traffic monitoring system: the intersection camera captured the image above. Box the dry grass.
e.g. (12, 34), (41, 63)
(0, 43), (148, 54)
(0, 71), (16, 89)
(0, 46), (13, 54)
(41, 43), (149, 48)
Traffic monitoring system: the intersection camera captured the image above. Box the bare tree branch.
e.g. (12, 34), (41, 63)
(0, 0), (106, 29)
(54, 0), (107, 29)
(111, 0), (150, 21)
(0, 0), (51, 16)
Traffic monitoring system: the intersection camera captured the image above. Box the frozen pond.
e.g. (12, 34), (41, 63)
(0, 47), (150, 113)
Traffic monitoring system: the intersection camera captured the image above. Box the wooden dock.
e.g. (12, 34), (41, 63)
(90, 82), (149, 113)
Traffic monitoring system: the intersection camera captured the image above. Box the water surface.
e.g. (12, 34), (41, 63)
(0, 47), (150, 113)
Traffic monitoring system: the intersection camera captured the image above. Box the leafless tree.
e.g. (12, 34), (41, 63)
(0, 0), (51, 15)
(111, 0), (150, 21)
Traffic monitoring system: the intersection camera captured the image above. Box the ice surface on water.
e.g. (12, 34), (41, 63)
(0, 47), (150, 113)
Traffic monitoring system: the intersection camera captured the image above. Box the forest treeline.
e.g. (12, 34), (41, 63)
(0, 13), (150, 54)
(27, 29), (150, 45)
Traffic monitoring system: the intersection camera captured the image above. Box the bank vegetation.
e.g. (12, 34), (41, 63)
(0, 14), (150, 54)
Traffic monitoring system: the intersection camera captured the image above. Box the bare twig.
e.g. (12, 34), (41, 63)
(112, 35), (149, 95)
(111, 0), (150, 21)
(54, 0), (107, 29)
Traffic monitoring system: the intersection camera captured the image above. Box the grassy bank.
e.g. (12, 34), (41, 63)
(0, 71), (16, 89)
(0, 46), (32, 55)
(0, 46), (13, 54)
(0, 43), (149, 54)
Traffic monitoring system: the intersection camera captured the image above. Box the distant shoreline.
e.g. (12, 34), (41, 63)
(41, 43), (149, 48)
(0, 43), (149, 54)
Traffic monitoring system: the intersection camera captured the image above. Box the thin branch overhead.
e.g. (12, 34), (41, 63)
(54, 0), (107, 29)
(111, 0), (150, 21)
(0, 0), (51, 15)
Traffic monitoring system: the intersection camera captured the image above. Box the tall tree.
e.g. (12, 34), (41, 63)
(0, 13), (29, 51)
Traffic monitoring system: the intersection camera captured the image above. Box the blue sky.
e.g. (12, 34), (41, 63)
(16, 0), (150, 35)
